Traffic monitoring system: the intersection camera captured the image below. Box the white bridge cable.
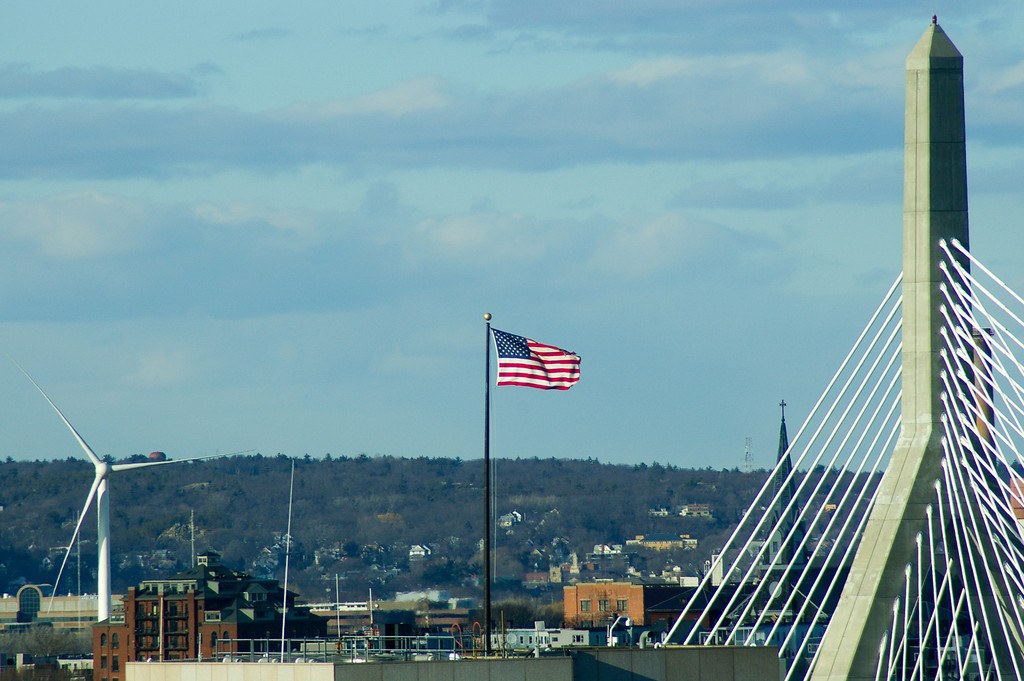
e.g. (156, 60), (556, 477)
(937, 242), (1024, 677)
(666, 275), (904, 647)
(729, 337), (903, 646)
(939, 262), (1024, 456)
(935, 453), (998, 680)
(937, 245), (1024, 675)
(935, 320), (1023, 531)
(939, 405), (1011, 677)
(944, 240), (1024, 452)
(667, 280), (901, 667)
(683, 286), (902, 649)
(934, 480), (969, 676)
(762, 375), (902, 650)
(937, 284), (1024, 456)
(666, 244), (1024, 679)
(939, 260), (1024, 566)
(938, 418), (1016, 681)
(773, 402), (902, 667)
(938, 407), (1024, 663)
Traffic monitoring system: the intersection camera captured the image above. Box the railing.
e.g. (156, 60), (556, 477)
(209, 635), (483, 663)
(196, 633), (574, 663)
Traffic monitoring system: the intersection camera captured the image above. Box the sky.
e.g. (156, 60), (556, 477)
(0, 2), (1022, 470)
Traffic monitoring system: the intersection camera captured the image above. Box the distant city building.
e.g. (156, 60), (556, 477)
(1012, 479), (1024, 523)
(563, 581), (690, 628)
(394, 589), (451, 604)
(92, 551), (326, 681)
(625, 534), (697, 551)
(0, 585), (122, 631)
(523, 571), (549, 586)
(493, 625), (607, 652)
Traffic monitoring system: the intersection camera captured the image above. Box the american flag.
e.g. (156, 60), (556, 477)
(492, 328), (581, 390)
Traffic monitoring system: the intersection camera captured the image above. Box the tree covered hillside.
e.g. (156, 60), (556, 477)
(0, 455), (769, 602)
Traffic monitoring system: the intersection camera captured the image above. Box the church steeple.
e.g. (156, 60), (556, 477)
(777, 400), (789, 464)
(768, 400), (805, 572)
(772, 400), (794, 509)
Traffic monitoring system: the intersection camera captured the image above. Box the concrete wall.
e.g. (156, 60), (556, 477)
(130, 661), (335, 681)
(127, 647), (781, 681)
(571, 647), (781, 681)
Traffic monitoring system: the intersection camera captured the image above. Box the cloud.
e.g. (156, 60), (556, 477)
(231, 28), (292, 41)
(289, 77), (452, 118)
(433, 0), (918, 55)
(672, 179), (806, 210)
(122, 348), (197, 388)
(0, 186), (794, 327)
(586, 212), (760, 280)
(0, 50), (910, 180)
(409, 212), (549, 263)
(0, 63), (199, 99)
(0, 192), (153, 259)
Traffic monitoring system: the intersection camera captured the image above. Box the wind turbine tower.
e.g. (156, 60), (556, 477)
(19, 366), (229, 622)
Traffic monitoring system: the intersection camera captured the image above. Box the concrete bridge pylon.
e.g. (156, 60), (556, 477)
(808, 20), (969, 681)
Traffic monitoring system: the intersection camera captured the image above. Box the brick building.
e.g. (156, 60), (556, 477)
(93, 552), (326, 681)
(562, 581), (689, 628)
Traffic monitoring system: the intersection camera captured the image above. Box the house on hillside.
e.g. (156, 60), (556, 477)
(626, 534), (698, 551)
(679, 503), (712, 518)
(498, 511), (522, 528)
(408, 544), (432, 560)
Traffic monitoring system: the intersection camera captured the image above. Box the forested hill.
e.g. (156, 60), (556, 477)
(0, 454), (769, 601)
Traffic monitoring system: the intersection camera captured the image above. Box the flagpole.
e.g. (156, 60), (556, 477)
(483, 312), (493, 656)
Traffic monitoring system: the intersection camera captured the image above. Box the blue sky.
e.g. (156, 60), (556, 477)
(1, 2), (1022, 468)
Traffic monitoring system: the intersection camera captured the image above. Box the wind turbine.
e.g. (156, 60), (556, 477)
(17, 364), (239, 622)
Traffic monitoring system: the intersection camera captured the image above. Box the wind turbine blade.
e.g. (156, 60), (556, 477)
(110, 449), (254, 472)
(13, 362), (102, 465)
(47, 472), (102, 612)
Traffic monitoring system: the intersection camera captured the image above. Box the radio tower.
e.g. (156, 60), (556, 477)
(744, 437), (753, 473)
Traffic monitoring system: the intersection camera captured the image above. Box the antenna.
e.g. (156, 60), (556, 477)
(76, 509), (81, 629)
(190, 510), (195, 568)
(744, 437), (753, 474)
(279, 460), (296, 662)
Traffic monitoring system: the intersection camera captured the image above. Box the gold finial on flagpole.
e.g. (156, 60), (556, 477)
(484, 313), (491, 321)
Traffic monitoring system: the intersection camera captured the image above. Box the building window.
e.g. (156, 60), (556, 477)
(617, 599), (628, 612)
(101, 656), (107, 670)
(112, 657), (119, 672)
(579, 599), (591, 612)
(599, 599), (610, 612)
(111, 633), (119, 649)
(101, 634), (107, 647)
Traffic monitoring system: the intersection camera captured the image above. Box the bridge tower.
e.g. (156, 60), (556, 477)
(809, 19), (970, 680)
